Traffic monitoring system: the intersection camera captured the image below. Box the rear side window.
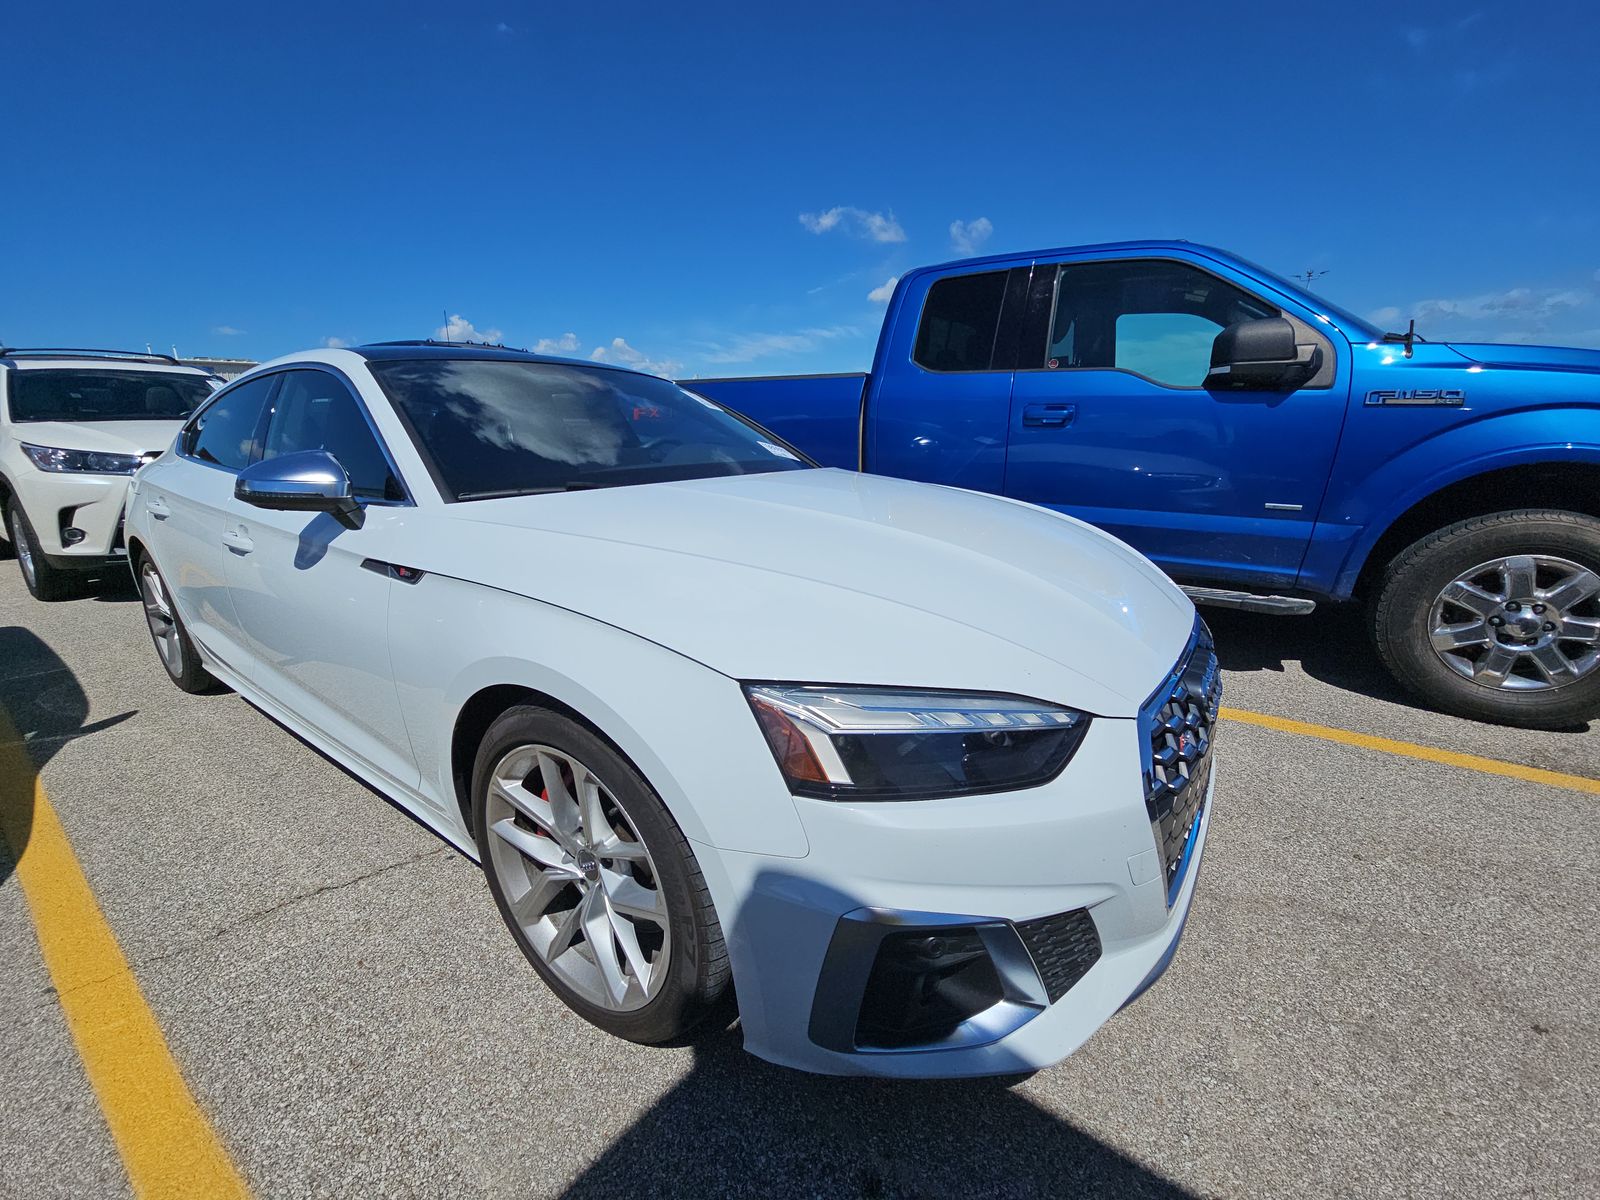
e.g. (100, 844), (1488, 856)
(913, 271), (1009, 372)
(184, 374), (275, 470)
(261, 370), (404, 501)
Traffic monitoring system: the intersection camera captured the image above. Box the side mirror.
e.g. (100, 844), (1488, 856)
(235, 450), (364, 529)
(1206, 317), (1320, 390)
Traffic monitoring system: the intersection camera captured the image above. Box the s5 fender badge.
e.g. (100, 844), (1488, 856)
(1365, 389), (1466, 407)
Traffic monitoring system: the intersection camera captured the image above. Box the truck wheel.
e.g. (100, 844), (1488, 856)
(1371, 510), (1600, 729)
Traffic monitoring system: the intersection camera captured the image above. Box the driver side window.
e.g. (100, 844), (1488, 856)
(1047, 260), (1278, 388)
(261, 370), (404, 501)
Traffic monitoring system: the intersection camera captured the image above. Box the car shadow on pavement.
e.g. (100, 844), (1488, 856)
(563, 866), (1193, 1200)
(1202, 604), (1595, 732)
(561, 1028), (1190, 1200)
(0, 627), (134, 885)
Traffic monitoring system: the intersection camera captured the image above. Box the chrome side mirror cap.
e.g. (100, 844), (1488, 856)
(235, 450), (364, 529)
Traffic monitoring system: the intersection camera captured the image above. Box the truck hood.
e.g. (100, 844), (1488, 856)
(9, 419), (183, 456)
(415, 468), (1194, 716)
(1443, 343), (1600, 373)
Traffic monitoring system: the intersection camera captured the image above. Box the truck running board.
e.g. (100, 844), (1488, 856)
(1181, 586), (1317, 616)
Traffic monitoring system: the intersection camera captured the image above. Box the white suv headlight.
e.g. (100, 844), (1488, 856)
(21, 443), (144, 475)
(744, 684), (1090, 801)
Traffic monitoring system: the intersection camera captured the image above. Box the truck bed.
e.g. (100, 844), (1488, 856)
(679, 373), (867, 469)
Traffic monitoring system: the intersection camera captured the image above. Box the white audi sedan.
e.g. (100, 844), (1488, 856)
(125, 343), (1219, 1077)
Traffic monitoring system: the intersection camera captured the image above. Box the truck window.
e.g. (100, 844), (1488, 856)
(1046, 260), (1278, 387)
(914, 270), (1009, 372)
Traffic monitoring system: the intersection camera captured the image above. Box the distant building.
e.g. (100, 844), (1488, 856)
(179, 356), (256, 380)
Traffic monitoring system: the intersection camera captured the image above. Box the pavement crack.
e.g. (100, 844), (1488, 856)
(24, 845), (456, 1013)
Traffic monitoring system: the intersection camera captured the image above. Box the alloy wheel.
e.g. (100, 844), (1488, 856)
(11, 509), (36, 590)
(1429, 554), (1600, 690)
(140, 560), (184, 675)
(484, 743), (670, 1011)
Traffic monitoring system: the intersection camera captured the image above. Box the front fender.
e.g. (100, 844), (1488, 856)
(1302, 403), (1600, 597)
(388, 571), (811, 859)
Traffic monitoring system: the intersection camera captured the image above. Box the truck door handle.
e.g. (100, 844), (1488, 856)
(146, 495), (171, 519)
(1022, 403), (1076, 428)
(221, 526), (254, 554)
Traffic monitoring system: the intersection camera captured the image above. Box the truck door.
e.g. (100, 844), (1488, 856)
(868, 266), (1036, 492)
(1003, 256), (1348, 590)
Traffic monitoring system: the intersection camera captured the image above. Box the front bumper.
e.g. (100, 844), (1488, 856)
(9, 470), (133, 560)
(695, 712), (1216, 1078)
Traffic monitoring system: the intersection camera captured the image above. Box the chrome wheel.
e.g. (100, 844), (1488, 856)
(484, 744), (669, 1011)
(1429, 554), (1600, 690)
(10, 508), (37, 590)
(140, 560), (184, 675)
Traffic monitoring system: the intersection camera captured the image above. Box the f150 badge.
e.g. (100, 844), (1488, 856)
(1365, 388), (1466, 407)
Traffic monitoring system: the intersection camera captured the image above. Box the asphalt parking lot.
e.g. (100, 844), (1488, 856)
(1, 564), (1596, 1200)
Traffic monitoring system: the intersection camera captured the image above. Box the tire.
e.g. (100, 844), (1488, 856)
(471, 704), (730, 1044)
(6, 500), (76, 601)
(1370, 510), (1600, 729)
(134, 551), (216, 693)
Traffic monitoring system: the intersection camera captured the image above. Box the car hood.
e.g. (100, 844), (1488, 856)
(413, 469), (1194, 716)
(9, 419), (183, 455)
(1443, 342), (1600, 373)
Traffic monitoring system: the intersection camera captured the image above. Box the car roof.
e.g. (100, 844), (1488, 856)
(347, 340), (665, 377)
(348, 340), (631, 372)
(0, 347), (215, 375)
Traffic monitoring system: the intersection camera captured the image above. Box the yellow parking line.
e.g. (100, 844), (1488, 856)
(1221, 706), (1600, 796)
(0, 718), (250, 1199)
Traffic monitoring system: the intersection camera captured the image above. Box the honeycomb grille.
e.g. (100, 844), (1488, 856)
(1143, 623), (1221, 899)
(1015, 908), (1102, 1003)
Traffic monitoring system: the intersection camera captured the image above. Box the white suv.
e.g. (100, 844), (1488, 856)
(0, 348), (218, 599)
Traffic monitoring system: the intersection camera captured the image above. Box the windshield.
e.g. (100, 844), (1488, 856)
(368, 358), (814, 500)
(6, 368), (215, 423)
(1225, 255), (1387, 342)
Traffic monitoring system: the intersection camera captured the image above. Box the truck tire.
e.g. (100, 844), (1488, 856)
(1370, 510), (1600, 729)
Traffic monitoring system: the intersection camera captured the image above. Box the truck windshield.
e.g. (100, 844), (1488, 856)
(368, 358), (814, 501)
(1226, 255), (1386, 342)
(7, 369), (215, 423)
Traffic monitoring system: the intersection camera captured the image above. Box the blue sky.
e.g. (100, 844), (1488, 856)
(3, 1), (1597, 375)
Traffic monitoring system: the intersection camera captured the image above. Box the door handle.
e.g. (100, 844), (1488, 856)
(146, 495), (171, 519)
(1022, 403), (1077, 428)
(221, 526), (254, 554)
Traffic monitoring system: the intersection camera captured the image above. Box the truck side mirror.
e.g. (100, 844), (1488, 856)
(1206, 318), (1320, 390)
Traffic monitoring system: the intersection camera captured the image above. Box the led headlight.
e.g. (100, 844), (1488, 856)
(745, 684), (1090, 801)
(21, 443), (145, 475)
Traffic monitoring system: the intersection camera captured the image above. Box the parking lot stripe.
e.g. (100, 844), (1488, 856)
(1220, 706), (1600, 796)
(0, 721), (251, 1199)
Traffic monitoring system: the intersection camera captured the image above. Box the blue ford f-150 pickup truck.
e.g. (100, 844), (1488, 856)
(686, 241), (1600, 728)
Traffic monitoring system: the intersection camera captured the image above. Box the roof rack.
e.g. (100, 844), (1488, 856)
(0, 347), (183, 365)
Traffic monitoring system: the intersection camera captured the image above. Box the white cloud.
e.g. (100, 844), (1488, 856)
(589, 336), (682, 378)
(949, 217), (993, 256)
(868, 277), (898, 304)
(534, 332), (580, 354)
(321, 336), (349, 349)
(436, 314), (504, 344)
(1412, 287), (1591, 326)
(799, 206), (906, 243)
(1372, 284), (1597, 339)
(212, 324), (246, 336)
(699, 326), (856, 365)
